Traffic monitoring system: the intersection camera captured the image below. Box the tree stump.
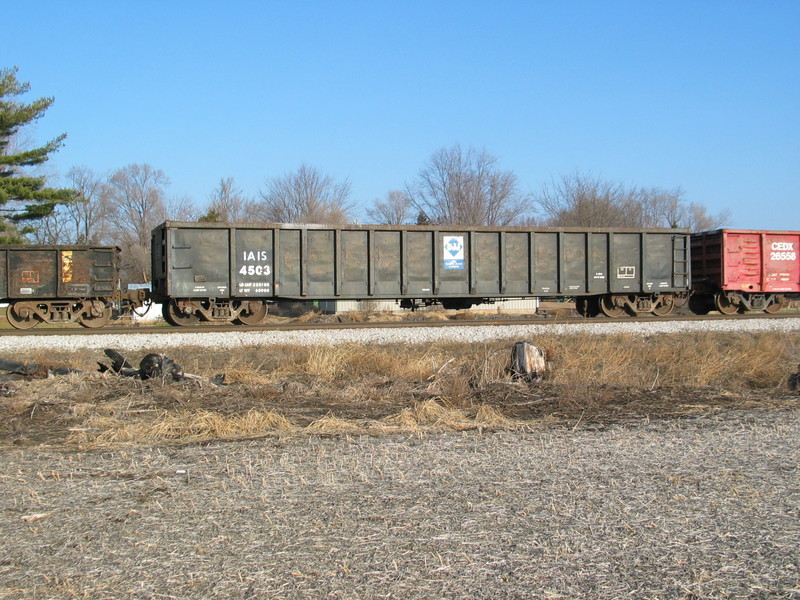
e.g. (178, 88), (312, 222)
(510, 341), (548, 382)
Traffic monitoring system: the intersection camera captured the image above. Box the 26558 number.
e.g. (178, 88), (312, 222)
(770, 251), (797, 261)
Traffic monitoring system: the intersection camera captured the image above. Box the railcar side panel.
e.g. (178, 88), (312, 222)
(533, 232), (558, 294)
(610, 234), (641, 293)
(167, 228), (230, 298)
(374, 230), (401, 295)
(503, 232), (529, 295)
(438, 231), (469, 295)
(152, 223), (691, 312)
(563, 233), (587, 294)
(474, 232), (500, 295)
(407, 231), (433, 295)
(761, 232), (800, 292)
(588, 233), (609, 294)
(340, 230), (368, 296)
(0, 246), (120, 300)
(307, 229), (335, 296)
(692, 229), (800, 294)
(643, 233), (681, 291)
(234, 228), (274, 297)
(277, 229), (301, 297)
(9, 250), (58, 298)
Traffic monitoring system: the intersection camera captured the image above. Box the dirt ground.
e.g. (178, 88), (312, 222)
(2, 409), (799, 600)
(1, 338), (799, 598)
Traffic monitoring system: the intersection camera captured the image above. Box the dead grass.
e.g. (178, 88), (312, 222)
(4, 413), (799, 600)
(1, 330), (799, 448)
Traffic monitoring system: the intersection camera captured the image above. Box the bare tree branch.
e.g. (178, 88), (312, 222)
(366, 190), (414, 225)
(407, 144), (529, 226)
(256, 163), (353, 225)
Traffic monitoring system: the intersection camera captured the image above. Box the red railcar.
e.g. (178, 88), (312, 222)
(690, 229), (800, 314)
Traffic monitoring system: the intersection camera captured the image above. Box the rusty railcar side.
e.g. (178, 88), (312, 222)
(691, 229), (800, 314)
(0, 245), (137, 329)
(151, 221), (691, 325)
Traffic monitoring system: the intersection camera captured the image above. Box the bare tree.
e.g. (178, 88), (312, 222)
(165, 194), (198, 221)
(28, 209), (69, 244)
(366, 190), (414, 225)
(27, 166), (113, 244)
(255, 163), (353, 224)
(201, 177), (258, 222)
(407, 144), (530, 226)
(683, 202), (731, 231)
(106, 163), (170, 282)
(536, 172), (638, 227)
(534, 171), (730, 230)
(64, 166), (113, 243)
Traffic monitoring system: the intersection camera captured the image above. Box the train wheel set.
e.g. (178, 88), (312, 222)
(161, 298), (270, 326)
(575, 293), (683, 318)
(5, 299), (114, 330)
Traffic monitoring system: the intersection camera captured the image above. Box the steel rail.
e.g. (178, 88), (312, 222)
(1, 310), (798, 337)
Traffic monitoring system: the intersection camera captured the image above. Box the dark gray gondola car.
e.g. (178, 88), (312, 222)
(150, 221), (692, 325)
(0, 245), (123, 329)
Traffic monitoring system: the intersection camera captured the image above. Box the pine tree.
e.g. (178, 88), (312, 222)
(0, 66), (76, 242)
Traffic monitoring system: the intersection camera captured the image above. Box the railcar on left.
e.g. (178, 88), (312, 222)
(0, 245), (146, 329)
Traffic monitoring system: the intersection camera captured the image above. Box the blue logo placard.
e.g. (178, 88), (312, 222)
(443, 235), (464, 270)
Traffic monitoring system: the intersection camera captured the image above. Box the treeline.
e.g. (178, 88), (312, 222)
(2, 67), (729, 283)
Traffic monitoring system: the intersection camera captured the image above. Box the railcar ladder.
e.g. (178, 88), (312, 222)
(673, 235), (690, 287)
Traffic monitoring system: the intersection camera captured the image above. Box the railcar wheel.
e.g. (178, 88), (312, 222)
(651, 295), (676, 317)
(599, 295), (626, 318)
(164, 300), (200, 326)
(5, 302), (42, 330)
(79, 302), (113, 328)
(764, 295), (786, 314)
(235, 300), (268, 325)
(714, 294), (740, 315)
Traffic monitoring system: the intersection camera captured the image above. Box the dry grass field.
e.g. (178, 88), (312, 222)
(1, 330), (799, 598)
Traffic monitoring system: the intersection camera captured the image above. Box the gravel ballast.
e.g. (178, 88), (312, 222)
(3, 317), (800, 351)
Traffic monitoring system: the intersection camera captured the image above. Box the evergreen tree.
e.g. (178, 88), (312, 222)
(0, 66), (76, 242)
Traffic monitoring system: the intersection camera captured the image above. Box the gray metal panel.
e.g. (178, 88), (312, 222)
(277, 229), (301, 296)
(374, 230), (401, 295)
(588, 233), (609, 293)
(563, 232), (587, 293)
(168, 228), (230, 297)
(474, 232), (500, 295)
(406, 230), (433, 295)
(610, 233), (641, 293)
(233, 228), (274, 297)
(340, 230), (369, 296)
(307, 229), (335, 296)
(503, 232), (529, 295)
(641, 233), (674, 292)
(533, 232), (558, 294)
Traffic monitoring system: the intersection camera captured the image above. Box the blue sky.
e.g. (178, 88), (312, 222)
(4, 1), (799, 229)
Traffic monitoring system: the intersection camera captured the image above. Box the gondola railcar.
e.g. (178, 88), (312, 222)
(150, 221), (692, 325)
(690, 229), (800, 314)
(0, 245), (146, 329)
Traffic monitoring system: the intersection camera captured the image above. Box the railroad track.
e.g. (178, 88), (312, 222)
(2, 309), (799, 337)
